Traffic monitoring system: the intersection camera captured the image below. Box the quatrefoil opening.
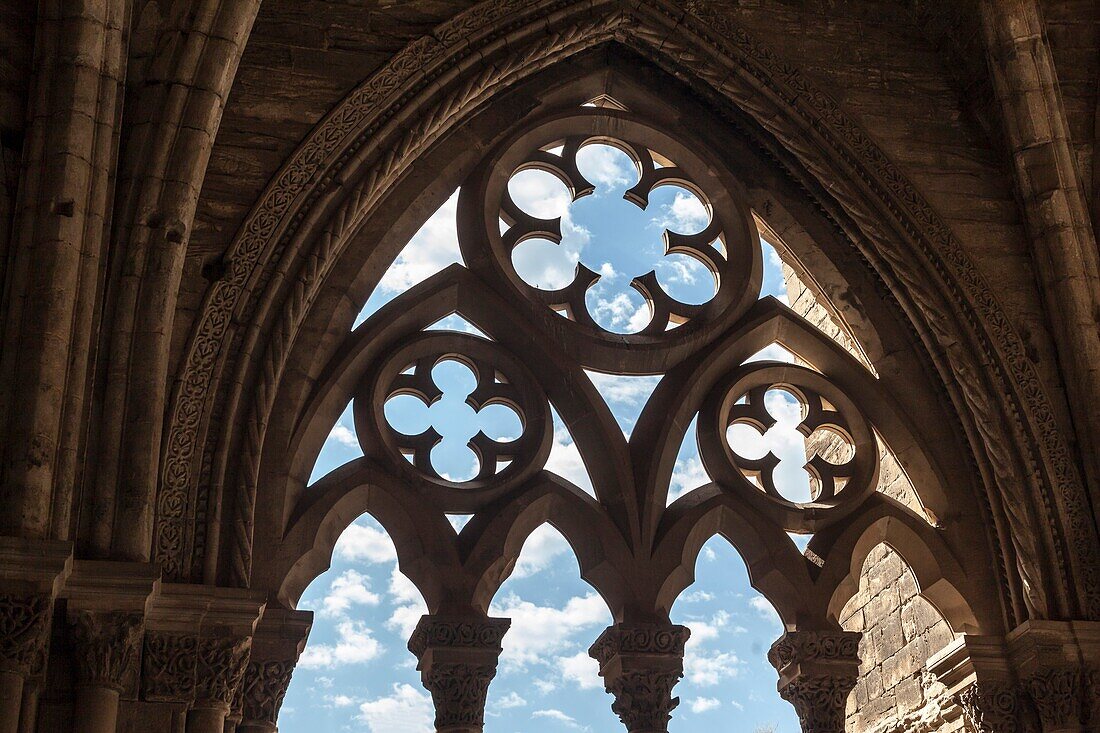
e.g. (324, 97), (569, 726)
(459, 108), (762, 373)
(355, 332), (553, 509)
(698, 362), (880, 533)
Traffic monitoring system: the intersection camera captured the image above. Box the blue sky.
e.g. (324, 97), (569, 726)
(279, 143), (831, 732)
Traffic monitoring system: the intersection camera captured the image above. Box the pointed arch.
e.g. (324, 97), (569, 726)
(157, 0), (1094, 631)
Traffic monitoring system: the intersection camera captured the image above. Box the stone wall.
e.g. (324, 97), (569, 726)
(781, 257), (965, 733)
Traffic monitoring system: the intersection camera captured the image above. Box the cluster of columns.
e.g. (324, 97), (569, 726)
(0, 539), (311, 733)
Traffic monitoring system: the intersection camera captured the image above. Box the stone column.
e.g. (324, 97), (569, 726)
(237, 608), (312, 733)
(60, 560), (159, 733)
(588, 623), (690, 733)
(407, 615), (510, 732)
(956, 681), (1023, 733)
(767, 630), (861, 733)
(0, 594), (52, 733)
(1008, 621), (1098, 733)
(68, 611), (144, 733)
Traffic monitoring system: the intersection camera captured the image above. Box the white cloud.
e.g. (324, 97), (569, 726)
(334, 522), (398, 564)
(584, 372), (661, 406)
(320, 569), (381, 618)
(545, 424), (594, 495)
(684, 649), (741, 686)
(377, 191), (463, 295)
(652, 191), (710, 234)
(298, 620), (383, 669)
(327, 422), (359, 449)
(512, 525), (572, 579)
(326, 694), (356, 708)
(591, 291), (650, 333)
(557, 651), (602, 690)
(679, 590), (714, 603)
(533, 709), (585, 730)
(669, 455), (710, 502)
(385, 565), (428, 639)
(490, 593), (609, 669)
(731, 700), (745, 711)
(689, 697), (721, 713)
(576, 144), (636, 190)
(750, 595), (782, 627)
(356, 683), (434, 733)
(493, 691), (528, 710)
(702, 546), (717, 562)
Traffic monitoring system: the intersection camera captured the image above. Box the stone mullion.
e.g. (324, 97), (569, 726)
(407, 614), (510, 732)
(767, 631), (861, 733)
(588, 624), (690, 733)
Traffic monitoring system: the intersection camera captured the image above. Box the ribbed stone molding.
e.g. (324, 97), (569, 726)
(767, 631), (861, 733)
(588, 624), (690, 733)
(407, 614), (510, 732)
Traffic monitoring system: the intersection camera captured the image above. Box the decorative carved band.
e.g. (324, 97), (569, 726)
(68, 611), (143, 691)
(407, 615), (510, 658)
(766, 630), (861, 673)
(0, 593), (51, 676)
(588, 624), (691, 667)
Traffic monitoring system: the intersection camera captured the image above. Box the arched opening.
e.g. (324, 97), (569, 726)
(839, 544), (960, 732)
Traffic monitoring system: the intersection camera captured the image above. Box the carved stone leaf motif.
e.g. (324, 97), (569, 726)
(240, 660), (296, 724)
(1026, 667), (1084, 728)
(424, 662), (497, 729)
(780, 675), (859, 733)
(0, 593), (51, 676)
(608, 669), (683, 731)
(68, 611), (144, 690)
(142, 633), (198, 702)
(196, 637), (252, 706)
(956, 681), (1021, 733)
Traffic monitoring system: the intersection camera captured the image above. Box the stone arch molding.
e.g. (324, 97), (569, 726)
(159, 0), (1098, 627)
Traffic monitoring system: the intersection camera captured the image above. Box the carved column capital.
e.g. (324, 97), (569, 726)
(194, 636), (252, 711)
(408, 614), (510, 732)
(68, 610), (144, 691)
(767, 631), (861, 733)
(955, 680), (1021, 733)
(588, 623), (690, 733)
(0, 593), (51, 677)
(142, 632), (199, 702)
(238, 659), (295, 730)
(1025, 666), (1085, 731)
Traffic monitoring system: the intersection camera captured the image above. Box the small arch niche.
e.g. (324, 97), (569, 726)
(669, 538), (798, 732)
(281, 513), (431, 732)
(838, 543), (961, 733)
(486, 523), (615, 730)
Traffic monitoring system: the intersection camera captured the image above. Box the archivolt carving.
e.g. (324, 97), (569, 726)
(160, 0), (1094, 634)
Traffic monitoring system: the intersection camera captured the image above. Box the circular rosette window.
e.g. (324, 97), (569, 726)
(458, 108), (762, 373)
(697, 363), (879, 532)
(354, 332), (553, 509)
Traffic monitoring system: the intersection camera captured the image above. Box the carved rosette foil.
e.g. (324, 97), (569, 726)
(699, 362), (880, 532)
